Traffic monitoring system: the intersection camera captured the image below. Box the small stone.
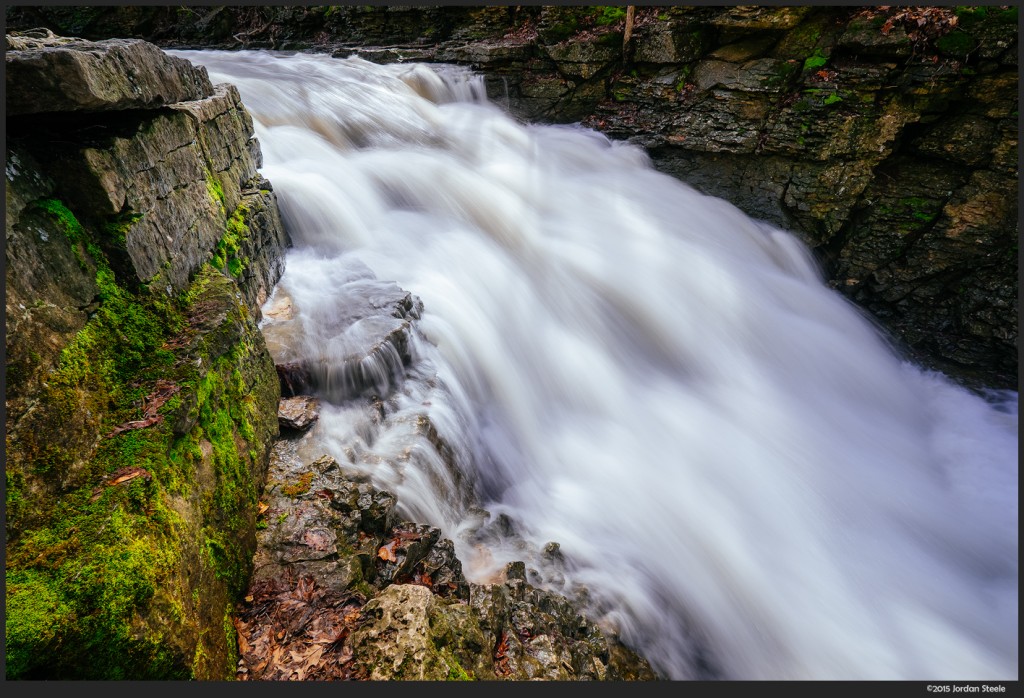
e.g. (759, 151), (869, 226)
(278, 395), (320, 431)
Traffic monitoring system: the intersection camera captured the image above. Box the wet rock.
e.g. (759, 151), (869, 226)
(4, 146), (98, 419)
(633, 20), (708, 64)
(710, 6), (812, 34)
(261, 277), (424, 403)
(545, 36), (618, 80)
(4, 33), (287, 680)
(837, 16), (913, 59)
(278, 395), (319, 432)
(248, 446), (658, 680)
(349, 584), (482, 680)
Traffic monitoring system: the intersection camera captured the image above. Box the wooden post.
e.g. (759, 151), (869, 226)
(623, 5), (636, 63)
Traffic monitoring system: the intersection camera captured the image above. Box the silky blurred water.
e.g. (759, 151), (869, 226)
(174, 50), (1018, 681)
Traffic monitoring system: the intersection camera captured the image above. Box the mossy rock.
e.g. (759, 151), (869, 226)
(5, 248), (279, 678)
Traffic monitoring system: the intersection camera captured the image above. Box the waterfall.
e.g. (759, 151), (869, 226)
(172, 50), (1018, 681)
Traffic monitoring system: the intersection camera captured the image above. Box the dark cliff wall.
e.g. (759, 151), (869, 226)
(9, 4), (1014, 389)
(5, 31), (290, 678)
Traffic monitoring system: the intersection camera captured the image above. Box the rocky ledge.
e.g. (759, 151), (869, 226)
(237, 446), (656, 681)
(5, 30), (289, 679)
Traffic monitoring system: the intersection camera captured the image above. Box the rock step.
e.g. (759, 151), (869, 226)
(6, 30), (214, 115)
(263, 276), (424, 403)
(242, 448), (659, 680)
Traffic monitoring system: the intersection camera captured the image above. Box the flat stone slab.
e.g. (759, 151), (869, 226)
(278, 395), (320, 432)
(6, 31), (213, 115)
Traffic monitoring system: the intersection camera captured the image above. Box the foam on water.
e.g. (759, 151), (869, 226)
(174, 50), (1018, 680)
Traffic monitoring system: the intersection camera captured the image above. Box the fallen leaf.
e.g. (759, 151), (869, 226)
(378, 540), (397, 562)
(302, 645), (324, 677)
(142, 381), (180, 417)
(107, 414), (163, 437)
(109, 468), (149, 486)
(257, 501), (269, 516)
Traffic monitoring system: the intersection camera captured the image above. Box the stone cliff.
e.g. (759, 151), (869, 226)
(9, 4), (1015, 387)
(5, 30), (290, 678)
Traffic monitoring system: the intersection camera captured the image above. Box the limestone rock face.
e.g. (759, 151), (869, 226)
(4, 32), (289, 680)
(5, 29), (214, 115)
(17, 79), (289, 300)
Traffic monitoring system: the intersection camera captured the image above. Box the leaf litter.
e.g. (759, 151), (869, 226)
(234, 571), (366, 681)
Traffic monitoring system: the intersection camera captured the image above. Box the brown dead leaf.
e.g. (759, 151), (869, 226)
(109, 468), (149, 486)
(495, 630), (512, 677)
(257, 501), (269, 516)
(142, 380), (180, 417)
(377, 540), (397, 562)
(107, 414), (163, 437)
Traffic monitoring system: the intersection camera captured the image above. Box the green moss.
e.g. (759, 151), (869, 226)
(223, 603), (239, 675)
(5, 490), (186, 679)
(593, 6), (626, 26)
(823, 93), (843, 106)
(4, 569), (76, 678)
(899, 196), (940, 223)
(443, 649), (474, 681)
(206, 170), (226, 213)
(542, 14), (580, 43)
(281, 471), (315, 497)
(101, 211), (144, 247)
(161, 327), (268, 595)
(32, 197), (83, 239)
(211, 203), (250, 278)
(6, 246), (271, 678)
(52, 264), (177, 397)
(30, 197), (91, 267)
(955, 5), (1017, 26)
(767, 60), (800, 89)
(934, 30), (976, 57)
(802, 49), (828, 72)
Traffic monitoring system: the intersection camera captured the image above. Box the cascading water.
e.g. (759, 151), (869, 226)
(173, 50), (1018, 681)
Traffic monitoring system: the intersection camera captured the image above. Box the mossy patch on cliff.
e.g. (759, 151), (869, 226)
(5, 204), (278, 679)
(210, 202), (251, 279)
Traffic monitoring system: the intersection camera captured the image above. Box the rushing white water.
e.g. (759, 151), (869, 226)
(174, 50), (1018, 681)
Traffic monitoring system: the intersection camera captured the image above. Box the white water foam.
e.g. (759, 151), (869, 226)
(174, 50), (1018, 681)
